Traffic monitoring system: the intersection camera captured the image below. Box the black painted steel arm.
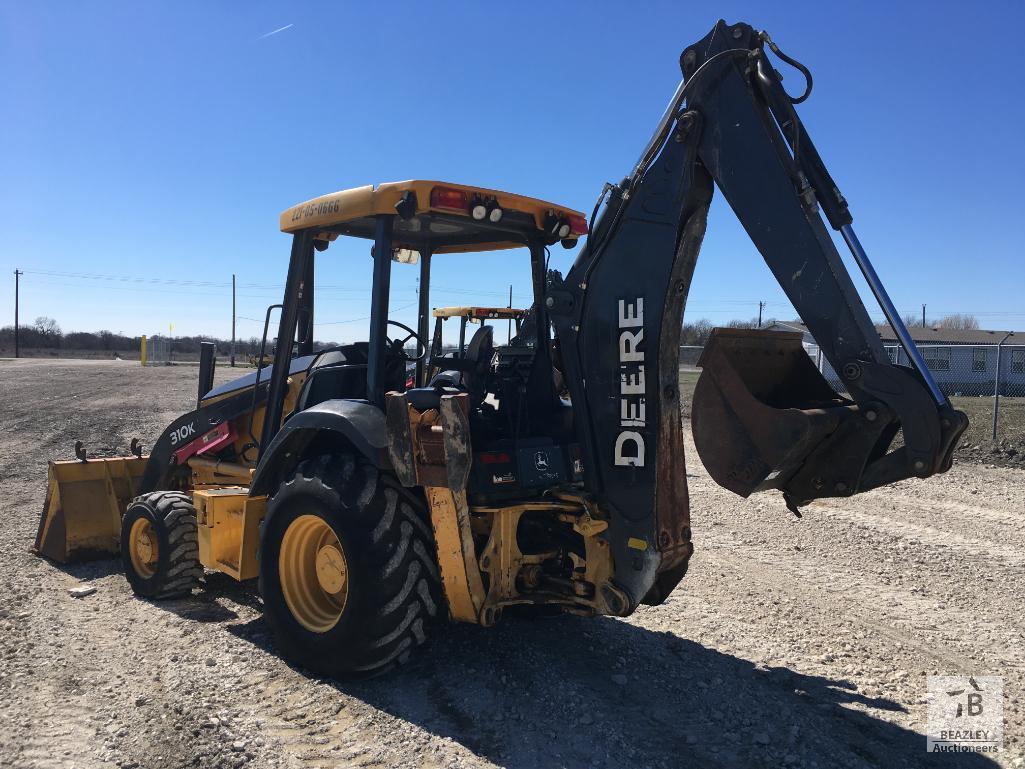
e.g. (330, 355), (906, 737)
(547, 19), (967, 607)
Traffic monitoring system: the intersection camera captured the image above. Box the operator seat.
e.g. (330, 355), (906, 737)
(295, 343), (404, 412)
(461, 324), (495, 401)
(410, 324), (495, 411)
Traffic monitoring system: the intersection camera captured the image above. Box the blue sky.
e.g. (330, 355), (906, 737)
(2, 1), (1023, 344)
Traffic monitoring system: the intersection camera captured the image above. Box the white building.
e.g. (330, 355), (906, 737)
(765, 322), (1024, 397)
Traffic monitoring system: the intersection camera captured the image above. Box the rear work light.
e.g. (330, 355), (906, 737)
(545, 210), (586, 241)
(470, 195), (503, 223)
(431, 186), (469, 211)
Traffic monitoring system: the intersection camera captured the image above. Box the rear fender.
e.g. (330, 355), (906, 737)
(249, 399), (390, 497)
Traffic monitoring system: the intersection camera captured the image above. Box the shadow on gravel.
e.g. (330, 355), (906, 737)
(221, 611), (999, 769)
(45, 555), (124, 581)
(140, 574), (267, 623)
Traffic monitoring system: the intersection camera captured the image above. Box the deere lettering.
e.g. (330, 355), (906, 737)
(615, 297), (645, 467)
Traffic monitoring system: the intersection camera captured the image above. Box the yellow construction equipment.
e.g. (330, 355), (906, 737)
(36, 20), (968, 679)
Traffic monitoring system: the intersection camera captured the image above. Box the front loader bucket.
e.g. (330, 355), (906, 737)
(692, 328), (855, 498)
(34, 456), (148, 563)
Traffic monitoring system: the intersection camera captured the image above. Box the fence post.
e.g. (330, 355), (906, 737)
(140, 335), (147, 367)
(993, 332), (1014, 440)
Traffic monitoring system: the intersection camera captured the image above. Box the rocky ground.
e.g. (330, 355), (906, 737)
(949, 396), (1025, 469)
(954, 439), (1025, 469)
(0, 359), (1022, 769)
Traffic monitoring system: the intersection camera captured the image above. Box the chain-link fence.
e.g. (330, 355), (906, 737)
(680, 345), (703, 370)
(802, 343), (1025, 399)
(144, 335), (171, 366)
(681, 341), (1025, 444)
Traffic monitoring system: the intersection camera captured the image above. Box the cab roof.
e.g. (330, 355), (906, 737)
(280, 180), (586, 254)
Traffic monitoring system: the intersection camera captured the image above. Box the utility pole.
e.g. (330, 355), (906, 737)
(757, 300), (765, 328)
(922, 304), (926, 327)
(230, 273), (236, 367)
(508, 284), (513, 342)
(13, 270), (22, 358)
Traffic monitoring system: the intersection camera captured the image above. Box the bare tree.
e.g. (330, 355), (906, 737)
(725, 317), (760, 329)
(33, 316), (61, 340)
(681, 318), (713, 346)
(936, 313), (979, 331)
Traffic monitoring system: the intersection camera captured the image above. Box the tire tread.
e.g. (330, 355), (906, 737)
(260, 454), (442, 678)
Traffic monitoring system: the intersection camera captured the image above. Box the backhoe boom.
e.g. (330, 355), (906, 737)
(548, 19), (967, 606)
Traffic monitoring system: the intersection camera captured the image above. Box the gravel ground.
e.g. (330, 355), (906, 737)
(0, 359), (1021, 769)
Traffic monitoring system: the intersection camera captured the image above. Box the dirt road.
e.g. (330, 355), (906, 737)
(0, 360), (1020, 768)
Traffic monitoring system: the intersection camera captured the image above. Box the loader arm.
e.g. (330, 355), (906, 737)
(547, 20), (968, 607)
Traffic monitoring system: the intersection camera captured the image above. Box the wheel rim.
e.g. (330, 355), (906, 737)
(279, 514), (349, 633)
(128, 518), (158, 578)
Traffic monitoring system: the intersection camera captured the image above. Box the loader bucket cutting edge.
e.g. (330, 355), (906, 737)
(34, 456), (148, 563)
(691, 328), (855, 498)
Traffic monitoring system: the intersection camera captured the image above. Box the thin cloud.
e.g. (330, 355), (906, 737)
(256, 23), (293, 41)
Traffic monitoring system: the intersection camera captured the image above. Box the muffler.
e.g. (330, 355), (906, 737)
(691, 328), (857, 498)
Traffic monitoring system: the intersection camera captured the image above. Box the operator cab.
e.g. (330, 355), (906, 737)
(425, 306), (527, 388)
(253, 180), (587, 502)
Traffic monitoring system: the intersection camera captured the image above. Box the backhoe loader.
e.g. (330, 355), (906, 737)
(35, 20), (967, 677)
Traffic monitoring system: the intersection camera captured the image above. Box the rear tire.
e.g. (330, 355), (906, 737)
(121, 491), (202, 599)
(259, 454), (442, 678)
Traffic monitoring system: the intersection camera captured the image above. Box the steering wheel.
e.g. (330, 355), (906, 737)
(386, 320), (428, 362)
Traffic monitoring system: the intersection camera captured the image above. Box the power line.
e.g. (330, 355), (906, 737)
(23, 269), (232, 288)
(314, 301), (419, 326)
(237, 300), (420, 328)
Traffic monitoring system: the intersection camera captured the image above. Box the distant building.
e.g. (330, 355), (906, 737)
(764, 321), (1023, 396)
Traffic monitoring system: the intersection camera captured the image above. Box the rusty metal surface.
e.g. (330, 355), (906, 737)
(384, 392), (417, 487)
(393, 391), (485, 623)
(648, 179), (710, 603)
(692, 328), (850, 498)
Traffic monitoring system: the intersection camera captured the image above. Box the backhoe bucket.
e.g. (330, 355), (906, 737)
(34, 457), (148, 563)
(691, 328), (855, 498)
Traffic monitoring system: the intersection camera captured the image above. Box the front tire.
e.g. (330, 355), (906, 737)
(121, 491), (203, 599)
(259, 454), (442, 678)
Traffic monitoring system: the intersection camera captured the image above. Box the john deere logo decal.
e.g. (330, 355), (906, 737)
(534, 451), (550, 472)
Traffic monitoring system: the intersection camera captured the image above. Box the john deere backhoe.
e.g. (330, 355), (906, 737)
(36, 20), (967, 677)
